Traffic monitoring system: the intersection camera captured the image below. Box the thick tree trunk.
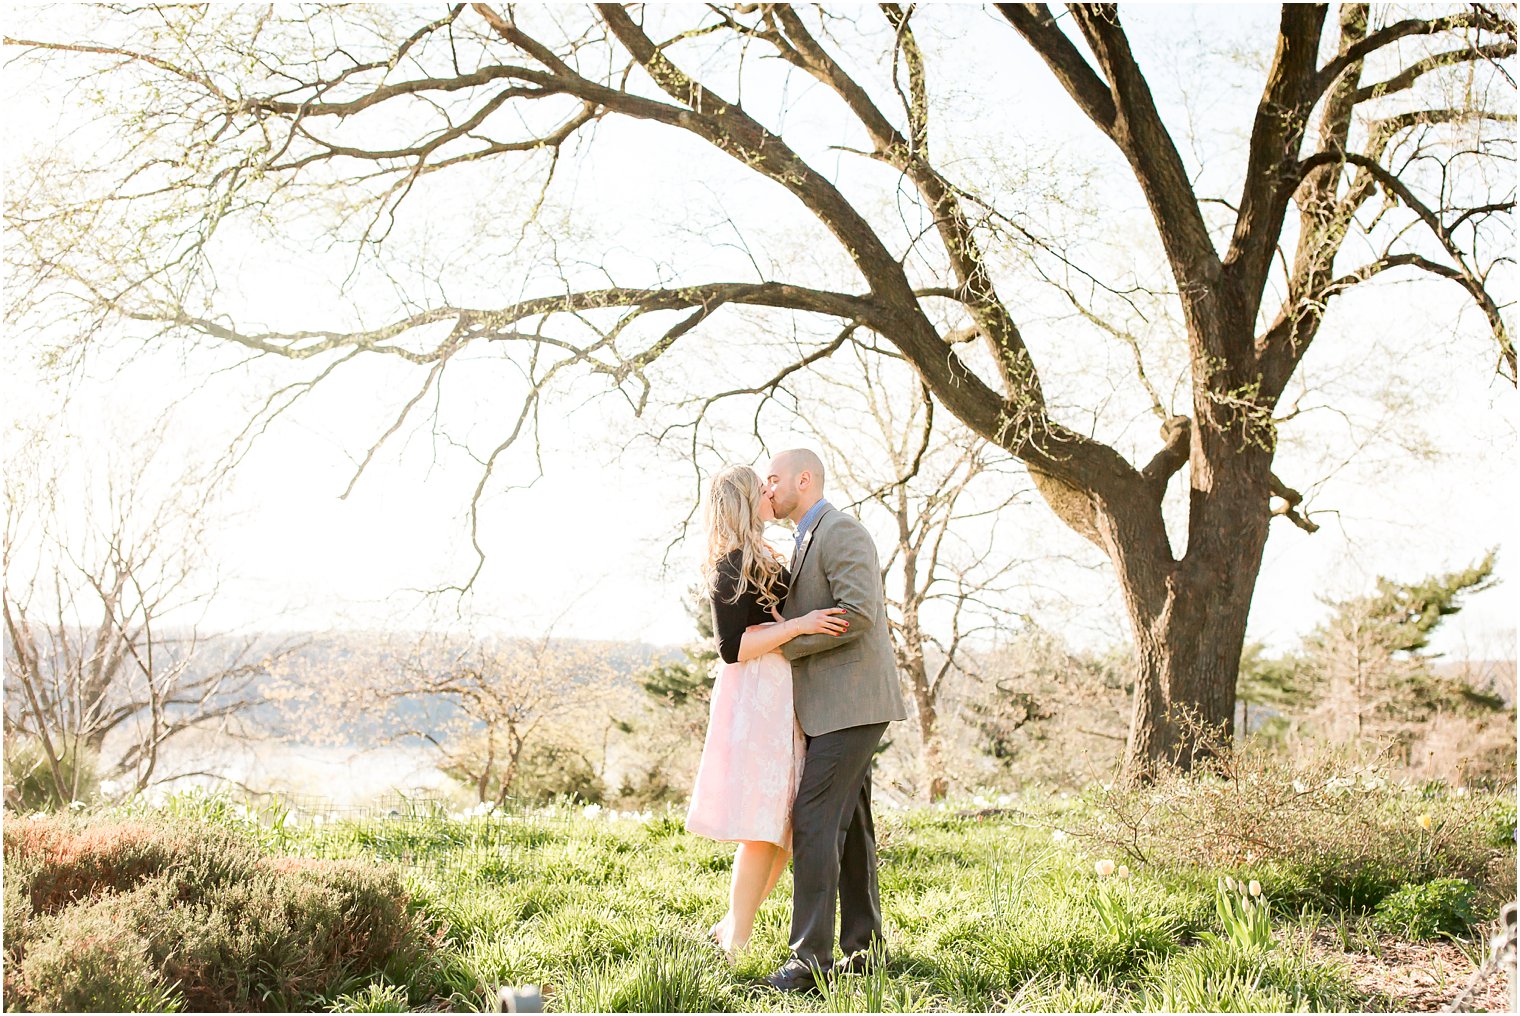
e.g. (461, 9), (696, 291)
(1120, 550), (1264, 774)
(1097, 393), (1275, 777)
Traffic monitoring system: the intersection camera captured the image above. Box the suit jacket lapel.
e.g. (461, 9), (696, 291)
(791, 508), (831, 578)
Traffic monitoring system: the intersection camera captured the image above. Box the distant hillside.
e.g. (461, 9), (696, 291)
(253, 630), (682, 740)
(8, 629), (683, 744)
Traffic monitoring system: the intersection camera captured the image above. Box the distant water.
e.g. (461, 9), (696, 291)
(106, 729), (459, 808)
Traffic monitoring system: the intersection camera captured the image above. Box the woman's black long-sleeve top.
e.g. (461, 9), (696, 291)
(709, 549), (790, 665)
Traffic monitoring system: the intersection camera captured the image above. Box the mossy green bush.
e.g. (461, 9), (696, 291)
(2, 815), (437, 1012)
(1371, 878), (1478, 940)
(5, 816), (259, 911)
(15, 900), (182, 1013)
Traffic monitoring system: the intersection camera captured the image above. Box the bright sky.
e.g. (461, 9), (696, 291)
(3, 4), (1515, 661)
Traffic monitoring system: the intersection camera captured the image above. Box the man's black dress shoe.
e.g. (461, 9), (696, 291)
(833, 948), (890, 975)
(761, 958), (822, 993)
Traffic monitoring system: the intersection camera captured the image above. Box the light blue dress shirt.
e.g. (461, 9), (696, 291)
(791, 499), (832, 566)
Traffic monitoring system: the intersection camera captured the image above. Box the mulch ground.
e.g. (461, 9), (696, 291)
(1303, 927), (1514, 1012)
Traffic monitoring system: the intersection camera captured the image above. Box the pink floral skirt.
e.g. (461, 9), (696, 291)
(685, 651), (806, 850)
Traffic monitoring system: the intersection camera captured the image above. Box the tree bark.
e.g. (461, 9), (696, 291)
(1095, 381), (1275, 776)
(904, 653), (948, 803)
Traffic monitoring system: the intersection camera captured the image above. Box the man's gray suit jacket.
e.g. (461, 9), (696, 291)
(780, 507), (908, 737)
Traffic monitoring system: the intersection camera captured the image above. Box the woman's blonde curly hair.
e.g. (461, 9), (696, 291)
(702, 464), (784, 615)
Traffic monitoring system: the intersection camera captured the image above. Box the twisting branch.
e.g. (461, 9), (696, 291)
(1269, 474), (1319, 534)
(1312, 9), (1511, 101)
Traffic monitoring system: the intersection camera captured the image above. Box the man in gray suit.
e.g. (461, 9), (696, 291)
(761, 448), (908, 993)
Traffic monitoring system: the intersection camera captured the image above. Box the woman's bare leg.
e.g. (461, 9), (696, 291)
(709, 845), (736, 946)
(716, 840), (782, 952)
(761, 845), (791, 900)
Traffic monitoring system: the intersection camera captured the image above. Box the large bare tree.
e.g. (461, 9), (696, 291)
(5, 4), (1513, 773)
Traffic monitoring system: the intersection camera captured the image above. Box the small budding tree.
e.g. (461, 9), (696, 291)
(6, 4), (1513, 775)
(3, 429), (281, 805)
(394, 633), (620, 806)
(803, 351), (1038, 802)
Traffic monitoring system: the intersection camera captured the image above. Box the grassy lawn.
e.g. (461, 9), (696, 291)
(248, 798), (1481, 1012)
(6, 788), (1513, 1013)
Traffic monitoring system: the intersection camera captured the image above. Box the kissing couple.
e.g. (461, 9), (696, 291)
(683, 448), (908, 993)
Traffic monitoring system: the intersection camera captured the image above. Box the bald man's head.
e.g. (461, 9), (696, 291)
(765, 448), (826, 523)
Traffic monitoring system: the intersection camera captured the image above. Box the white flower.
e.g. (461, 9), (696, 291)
(1117, 865), (1131, 879)
(1248, 880), (1262, 897)
(312, 814), (325, 827)
(996, 794), (1012, 806)
(28, 812), (48, 822)
(1291, 780), (1307, 794)
(1224, 875), (1236, 892)
(582, 803), (603, 819)
(1095, 859), (1116, 877)
(1051, 829), (1069, 843)
(99, 780), (121, 798)
(68, 799), (87, 811)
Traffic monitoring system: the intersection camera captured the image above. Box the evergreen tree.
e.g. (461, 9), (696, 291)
(1289, 551), (1501, 747)
(636, 586), (718, 708)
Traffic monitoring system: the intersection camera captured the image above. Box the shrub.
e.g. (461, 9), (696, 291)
(2, 815), (439, 1012)
(3, 817), (260, 912)
(442, 734), (606, 806)
(16, 902), (183, 1012)
(3, 871), (35, 1002)
(3, 738), (99, 812)
(511, 739), (606, 805)
(613, 764), (685, 809)
(1372, 878), (1477, 940)
(1075, 733), (1515, 913)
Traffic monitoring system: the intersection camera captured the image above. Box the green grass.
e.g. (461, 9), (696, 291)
(30, 786), (1510, 1012)
(125, 795), (1364, 1012)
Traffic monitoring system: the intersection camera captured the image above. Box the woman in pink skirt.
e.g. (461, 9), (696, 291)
(685, 464), (847, 957)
